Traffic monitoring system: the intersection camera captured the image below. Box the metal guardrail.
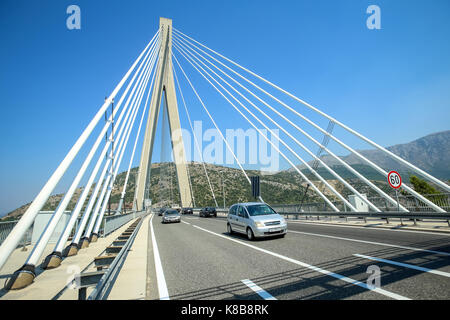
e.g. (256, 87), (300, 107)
(279, 211), (450, 220)
(0, 221), (33, 247)
(0, 221), (18, 245)
(87, 214), (147, 300)
(101, 211), (147, 237)
(271, 193), (450, 213)
(367, 193), (450, 212)
(188, 193), (450, 215)
(0, 211), (143, 247)
(188, 206), (450, 221)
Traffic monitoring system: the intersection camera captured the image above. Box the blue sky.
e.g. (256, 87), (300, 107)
(0, 0), (449, 215)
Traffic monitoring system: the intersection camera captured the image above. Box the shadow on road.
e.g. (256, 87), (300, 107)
(167, 236), (450, 300)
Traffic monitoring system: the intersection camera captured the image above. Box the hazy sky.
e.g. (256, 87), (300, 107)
(1, 0), (449, 215)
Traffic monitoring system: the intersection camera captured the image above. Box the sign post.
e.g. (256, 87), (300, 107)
(387, 171), (402, 225)
(251, 176), (260, 201)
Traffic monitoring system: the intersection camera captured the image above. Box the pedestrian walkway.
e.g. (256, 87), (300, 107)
(107, 214), (151, 300)
(0, 219), (136, 300)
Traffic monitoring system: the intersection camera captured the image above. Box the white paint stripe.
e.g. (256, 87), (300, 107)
(190, 216), (449, 255)
(150, 214), (170, 300)
(288, 220), (450, 236)
(193, 217), (449, 237)
(192, 225), (409, 300)
(241, 279), (277, 300)
(354, 254), (450, 278)
(288, 230), (450, 256)
(181, 221), (191, 225)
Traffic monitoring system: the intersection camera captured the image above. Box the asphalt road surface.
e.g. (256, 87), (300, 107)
(145, 213), (450, 300)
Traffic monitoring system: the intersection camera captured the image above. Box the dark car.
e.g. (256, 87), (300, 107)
(199, 207), (217, 218)
(158, 208), (167, 216)
(162, 209), (181, 223)
(182, 207), (193, 215)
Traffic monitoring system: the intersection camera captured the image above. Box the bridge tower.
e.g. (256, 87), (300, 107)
(134, 17), (193, 211)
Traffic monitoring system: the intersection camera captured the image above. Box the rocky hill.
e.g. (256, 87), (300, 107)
(293, 130), (450, 181)
(4, 128), (448, 221)
(2, 162), (325, 220)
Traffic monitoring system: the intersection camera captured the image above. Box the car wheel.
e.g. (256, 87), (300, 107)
(227, 223), (233, 235)
(246, 228), (255, 241)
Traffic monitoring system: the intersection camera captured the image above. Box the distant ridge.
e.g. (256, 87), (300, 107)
(3, 131), (448, 221)
(291, 130), (450, 180)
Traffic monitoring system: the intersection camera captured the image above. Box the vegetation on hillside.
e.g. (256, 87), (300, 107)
(6, 162), (445, 221)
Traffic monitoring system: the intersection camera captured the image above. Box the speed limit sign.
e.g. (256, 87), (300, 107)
(387, 171), (402, 189)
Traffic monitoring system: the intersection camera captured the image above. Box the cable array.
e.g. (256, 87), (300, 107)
(1, 24), (448, 287)
(171, 29), (447, 213)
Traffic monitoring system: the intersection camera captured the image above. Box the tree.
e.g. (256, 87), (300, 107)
(410, 175), (441, 195)
(409, 175), (446, 203)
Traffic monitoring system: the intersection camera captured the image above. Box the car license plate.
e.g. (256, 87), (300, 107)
(269, 228), (281, 233)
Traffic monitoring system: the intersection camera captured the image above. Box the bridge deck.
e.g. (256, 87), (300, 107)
(107, 214), (151, 300)
(141, 213), (450, 300)
(2, 213), (449, 300)
(0, 219), (136, 300)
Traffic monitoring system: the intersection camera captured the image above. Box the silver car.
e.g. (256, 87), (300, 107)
(162, 209), (181, 223)
(226, 202), (287, 240)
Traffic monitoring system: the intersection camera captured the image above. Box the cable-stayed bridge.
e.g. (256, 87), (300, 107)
(0, 18), (449, 300)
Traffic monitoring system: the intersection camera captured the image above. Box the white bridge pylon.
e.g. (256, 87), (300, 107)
(134, 18), (193, 211)
(0, 17), (448, 292)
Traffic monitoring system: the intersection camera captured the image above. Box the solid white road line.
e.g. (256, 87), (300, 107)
(191, 224), (410, 300)
(241, 279), (277, 300)
(288, 230), (450, 256)
(191, 215), (450, 256)
(288, 220), (450, 236)
(354, 254), (450, 278)
(150, 214), (170, 300)
(181, 220), (191, 225)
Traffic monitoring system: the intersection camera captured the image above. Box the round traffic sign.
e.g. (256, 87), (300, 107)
(387, 171), (402, 189)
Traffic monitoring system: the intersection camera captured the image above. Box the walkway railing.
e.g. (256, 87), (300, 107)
(0, 221), (32, 247)
(101, 211), (147, 237)
(87, 214), (146, 300)
(0, 211), (147, 247)
(271, 193), (450, 213)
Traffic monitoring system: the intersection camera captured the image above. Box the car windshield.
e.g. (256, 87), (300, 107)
(246, 204), (277, 216)
(164, 210), (179, 216)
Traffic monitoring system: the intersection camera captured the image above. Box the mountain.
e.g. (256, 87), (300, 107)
(1, 163), (324, 221)
(3, 131), (448, 221)
(292, 130), (450, 181)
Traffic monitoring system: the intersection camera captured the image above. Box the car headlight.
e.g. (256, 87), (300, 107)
(255, 221), (265, 228)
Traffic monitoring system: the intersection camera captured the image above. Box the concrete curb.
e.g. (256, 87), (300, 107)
(287, 219), (450, 234)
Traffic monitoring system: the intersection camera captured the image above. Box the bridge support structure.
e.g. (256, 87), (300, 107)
(134, 18), (193, 211)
